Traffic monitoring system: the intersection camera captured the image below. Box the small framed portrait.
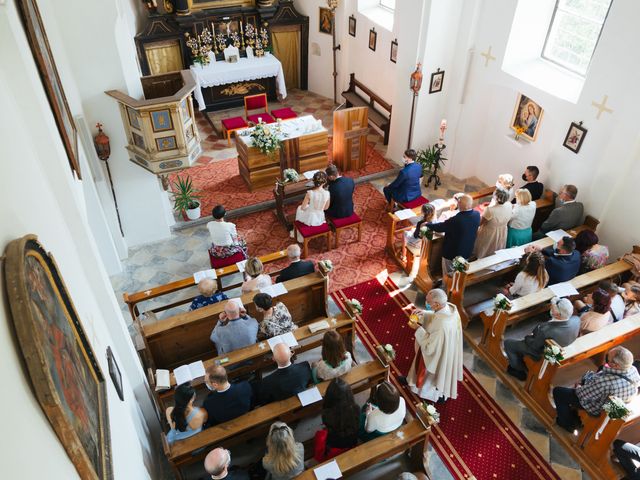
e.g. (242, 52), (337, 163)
(348, 15), (356, 37)
(429, 69), (444, 94)
(369, 28), (377, 51)
(107, 347), (124, 401)
(563, 121), (587, 153)
(227, 54), (238, 63)
(390, 39), (398, 63)
(510, 93), (544, 141)
(319, 7), (332, 35)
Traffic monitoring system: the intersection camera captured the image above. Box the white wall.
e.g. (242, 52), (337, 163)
(0, 2), (162, 478)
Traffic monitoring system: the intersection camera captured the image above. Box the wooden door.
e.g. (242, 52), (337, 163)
(332, 107), (369, 171)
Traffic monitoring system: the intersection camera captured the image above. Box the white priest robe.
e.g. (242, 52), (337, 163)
(407, 302), (464, 401)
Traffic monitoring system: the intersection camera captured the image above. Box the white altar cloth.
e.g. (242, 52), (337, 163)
(190, 53), (287, 110)
(236, 115), (326, 147)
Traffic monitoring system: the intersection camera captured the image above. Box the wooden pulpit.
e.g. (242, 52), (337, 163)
(332, 107), (369, 171)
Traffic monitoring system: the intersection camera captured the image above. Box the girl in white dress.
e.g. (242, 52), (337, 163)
(294, 171), (330, 241)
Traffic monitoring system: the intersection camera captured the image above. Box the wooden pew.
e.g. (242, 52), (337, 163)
(342, 73), (392, 145)
(142, 270), (329, 370)
(449, 217), (599, 327)
(163, 358), (389, 478)
(478, 259), (635, 372)
(123, 249), (288, 323)
(295, 406), (434, 479)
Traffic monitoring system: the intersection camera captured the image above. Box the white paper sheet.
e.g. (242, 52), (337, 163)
(298, 386), (323, 406)
(155, 369), (170, 391)
(261, 283), (288, 297)
(267, 331), (299, 351)
(546, 229), (570, 243)
(548, 282), (579, 298)
(313, 460), (343, 480)
(229, 297), (244, 309)
(173, 365), (193, 386)
(429, 198), (447, 211)
(193, 268), (218, 283)
(494, 246), (526, 260)
(236, 260), (247, 273)
(394, 209), (417, 220)
(303, 169), (319, 180)
(308, 320), (330, 333)
(188, 361), (206, 380)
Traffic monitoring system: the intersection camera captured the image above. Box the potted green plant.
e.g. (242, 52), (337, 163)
(172, 174), (202, 220)
(416, 145), (447, 186)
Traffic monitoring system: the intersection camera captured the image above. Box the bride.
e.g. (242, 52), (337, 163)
(293, 171), (330, 241)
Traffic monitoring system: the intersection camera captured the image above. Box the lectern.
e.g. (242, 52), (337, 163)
(332, 107), (369, 171)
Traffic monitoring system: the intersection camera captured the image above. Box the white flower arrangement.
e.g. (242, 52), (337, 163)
(419, 225), (433, 240)
(603, 396), (631, 420)
(383, 343), (396, 360)
(346, 298), (363, 315)
(451, 256), (469, 273)
(282, 168), (300, 183)
(250, 120), (282, 157)
(493, 293), (512, 311)
(543, 344), (564, 364)
(318, 259), (333, 272)
(423, 402), (440, 424)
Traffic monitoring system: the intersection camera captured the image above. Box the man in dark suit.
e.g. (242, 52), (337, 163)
(202, 365), (252, 428)
(536, 184), (583, 235)
(505, 297), (580, 380)
(512, 165), (544, 203)
(325, 164), (355, 219)
(426, 194), (481, 277)
(276, 244), (314, 283)
(527, 236), (581, 285)
(204, 448), (249, 480)
(256, 342), (311, 405)
(383, 149), (423, 208)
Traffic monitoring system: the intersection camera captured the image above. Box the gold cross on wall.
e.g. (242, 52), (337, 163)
(591, 95), (613, 120)
(480, 46), (496, 67)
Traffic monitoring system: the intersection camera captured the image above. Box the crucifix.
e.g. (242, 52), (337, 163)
(591, 95), (613, 120)
(480, 46), (496, 67)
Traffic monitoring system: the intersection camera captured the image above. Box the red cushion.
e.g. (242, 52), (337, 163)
(245, 94), (267, 111)
(295, 221), (330, 237)
(248, 113), (275, 124)
(271, 108), (298, 120)
(399, 196), (428, 209)
(221, 116), (248, 130)
(209, 251), (246, 269)
(327, 213), (361, 228)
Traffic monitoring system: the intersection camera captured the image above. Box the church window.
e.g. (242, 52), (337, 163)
(379, 0), (396, 12)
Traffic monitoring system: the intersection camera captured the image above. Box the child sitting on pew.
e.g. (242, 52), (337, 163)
(189, 278), (228, 311)
(165, 383), (207, 445)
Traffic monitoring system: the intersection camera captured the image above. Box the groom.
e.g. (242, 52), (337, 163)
(325, 164), (355, 219)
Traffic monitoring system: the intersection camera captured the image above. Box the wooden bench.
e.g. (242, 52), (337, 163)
(478, 259), (635, 372)
(123, 249), (289, 323)
(141, 270), (329, 370)
(449, 217), (599, 327)
(163, 358), (389, 478)
(342, 73), (392, 145)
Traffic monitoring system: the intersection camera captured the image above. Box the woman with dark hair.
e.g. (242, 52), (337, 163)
(253, 292), (295, 338)
(206, 204), (248, 260)
(474, 188), (513, 258)
(293, 171), (330, 242)
(360, 381), (406, 441)
(312, 330), (353, 382)
(504, 251), (549, 297)
(577, 288), (612, 335)
(313, 378), (360, 462)
(165, 383), (207, 444)
(575, 230), (609, 273)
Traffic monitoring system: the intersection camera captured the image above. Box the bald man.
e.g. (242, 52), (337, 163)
(189, 278), (228, 311)
(209, 301), (258, 354)
(255, 342), (311, 405)
(204, 447), (249, 480)
(203, 365), (252, 428)
(276, 244), (315, 283)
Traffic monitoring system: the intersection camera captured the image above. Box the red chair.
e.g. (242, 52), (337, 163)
(220, 116), (248, 146)
(271, 107), (298, 121)
(327, 213), (362, 248)
(398, 196), (428, 209)
(208, 251), (246, 269)
(294, 221), (331, 258)
(244, 93), (275, 125)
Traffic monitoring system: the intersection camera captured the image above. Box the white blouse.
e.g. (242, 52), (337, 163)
(508, 201), (536, 230)
(241, 274), (272, 293)
(207, 220), (238, 246)
(364, 397), (406, 433)
(313, 352), (353, 381)
(509, 272), (544, 297)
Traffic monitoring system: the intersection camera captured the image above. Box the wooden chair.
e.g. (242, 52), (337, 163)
(220, 116), (248, 146)
(294, 221), (331, 258)
(244, 93), (275, 124)
(341, 73), (392, 144)
(327, 213), (362, 248)
(271, 106), (298, 120)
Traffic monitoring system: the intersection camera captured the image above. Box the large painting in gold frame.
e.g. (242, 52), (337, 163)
(4, 235), (112, 479)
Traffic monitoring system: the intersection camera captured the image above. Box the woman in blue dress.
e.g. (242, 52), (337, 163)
(165, 383), (208, 444)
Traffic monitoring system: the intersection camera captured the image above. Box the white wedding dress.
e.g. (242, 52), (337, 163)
(295, 188), (330, 226)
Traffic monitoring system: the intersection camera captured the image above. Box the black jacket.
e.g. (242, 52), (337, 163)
(203, 381), (252, 428)
(256, 362), (312, 405)
(326, 176), (355, 219)
(276, 260), (315, 283)
(427, 210), (481, 260)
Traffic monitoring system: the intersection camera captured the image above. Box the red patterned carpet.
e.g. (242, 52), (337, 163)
(332, 278), (561, 480)
(223, 183), (398, 292)
(168, 140), (394, 215)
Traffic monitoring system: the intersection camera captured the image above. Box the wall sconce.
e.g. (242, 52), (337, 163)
(94, 123), (111, 161)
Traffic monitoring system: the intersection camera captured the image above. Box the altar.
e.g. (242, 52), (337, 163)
(236, 116), (328, 191)
(190, 54), (287, 111)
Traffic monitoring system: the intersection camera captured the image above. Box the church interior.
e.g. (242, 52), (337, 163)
(2, 0), (640, 479)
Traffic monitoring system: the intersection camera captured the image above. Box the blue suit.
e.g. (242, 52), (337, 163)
(427, 210), (481, 260)
(326, 176), (355, 219)
(383, 162), (423, 203)
(541, 246), (581, 285)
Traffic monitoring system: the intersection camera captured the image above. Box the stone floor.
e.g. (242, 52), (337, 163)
(110, 90), (592, 479)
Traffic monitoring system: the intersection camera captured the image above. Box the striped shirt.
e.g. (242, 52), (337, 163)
(576, 365), (640, 416)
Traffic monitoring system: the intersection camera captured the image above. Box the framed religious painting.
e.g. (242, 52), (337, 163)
(17, 0), (81, 179)
(390, 39), (398, 63)
(429, 69), (444, 93)
(106, 347), (124, 402)
(4, 235), (112, 479)
(510, 93), (544, 141)
(348, 15), (356, 37)
(319, 7), (332, 35)
(563, 121), (587, 153)
(369, 28), (377, 51)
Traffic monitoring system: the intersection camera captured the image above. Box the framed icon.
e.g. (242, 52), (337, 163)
(429, 69), (445, 94)
(348, 15), (356, 37)
(390, 39), (398, 63)
(563, 121), (587, 153)
(369, 28), (377, 51)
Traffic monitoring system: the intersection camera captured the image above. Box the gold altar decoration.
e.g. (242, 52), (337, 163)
(185, 27), (213, 66)
(220, 82), (265, 96)
(105, 70), (202, 175)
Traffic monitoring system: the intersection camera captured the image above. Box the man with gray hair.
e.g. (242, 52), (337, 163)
(203, 447), (249, 479)
(553, 346), (640, 432)
(535, 183), (584, 236)
(404, 288), (464, 402)
(276, 244), (315, 283)
(505, 297), (579, 381)
(210, 300), (258, 354)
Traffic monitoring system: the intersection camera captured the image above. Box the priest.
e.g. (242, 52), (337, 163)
(404, 288), (464, 403)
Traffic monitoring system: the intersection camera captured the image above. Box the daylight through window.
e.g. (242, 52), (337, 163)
(542, 0), (612, 76)
(379, 0), (396, 11)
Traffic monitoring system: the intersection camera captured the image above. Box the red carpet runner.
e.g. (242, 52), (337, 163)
(332, 278), (561, 480)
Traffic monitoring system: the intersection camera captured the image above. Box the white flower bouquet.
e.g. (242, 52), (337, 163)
(318, 259), (333, 272)
(423, 402), (440, 424)
(451, 256), (469, 273)
(383, 343), (396, 360)
(543, 344), (564, 364)
(282, 168), (299, 183)
(250, 120), (282, 157)
(346, 298), (363, 315)
(493, 293), (512, 312)
(419, 225), (433, 240)
(603, 396), (631, 420)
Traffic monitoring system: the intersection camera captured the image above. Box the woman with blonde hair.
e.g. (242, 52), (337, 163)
(504, 251), (549, 297)
(507, 188), (536, 247)
(496, 173), (515, 202)
(474, 188), (512, 258)
(262, 421), (305, 479)
(241, 257), (272, 293)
